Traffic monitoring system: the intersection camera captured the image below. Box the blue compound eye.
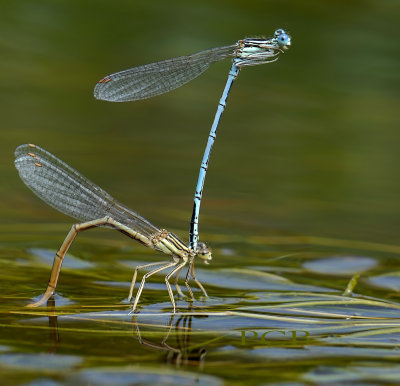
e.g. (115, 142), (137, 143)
(274, 29), (286, 38)
(277, 33), (291, 48)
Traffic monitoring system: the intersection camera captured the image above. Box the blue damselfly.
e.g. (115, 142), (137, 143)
(94, 28), (291, 283)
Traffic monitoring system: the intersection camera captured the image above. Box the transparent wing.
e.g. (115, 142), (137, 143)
(94, 44), (237, 102)
(14, 144), (159, 238)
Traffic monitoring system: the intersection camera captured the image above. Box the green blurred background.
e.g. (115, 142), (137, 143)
(1, 0), (399, 246)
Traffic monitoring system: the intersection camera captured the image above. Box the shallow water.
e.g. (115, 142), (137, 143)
(1, 0), (400, 384)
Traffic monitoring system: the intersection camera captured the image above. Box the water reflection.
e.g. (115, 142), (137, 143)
(43, 301), (208, 368)
(132, 311), (207, 368)
(46, 297), (60, 354)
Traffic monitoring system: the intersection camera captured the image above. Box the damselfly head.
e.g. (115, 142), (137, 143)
(274, 29), (291, 50)
(197, 242), (212, 264)
(235, 29), (290, 67)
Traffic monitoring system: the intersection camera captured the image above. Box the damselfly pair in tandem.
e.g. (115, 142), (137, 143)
(16, 28), (291, 312)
